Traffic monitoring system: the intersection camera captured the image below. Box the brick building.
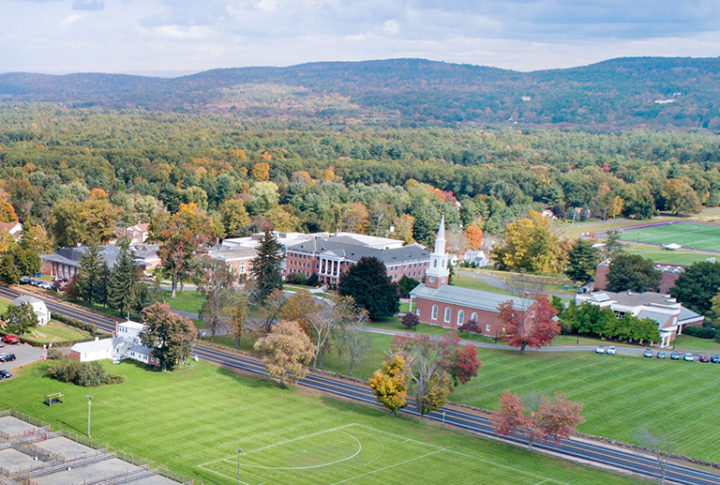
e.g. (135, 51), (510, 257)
(594, 258), (685, 294)
(410, 216), (532, 337)
(285, 235), (429, 286)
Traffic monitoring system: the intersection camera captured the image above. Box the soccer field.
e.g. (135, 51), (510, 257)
(615, 222), (720, 252)
(0, 361), (638, 485)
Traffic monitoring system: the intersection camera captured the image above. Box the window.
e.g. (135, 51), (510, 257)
(431, 305), (438, 320)
(485, 324), (490, 332)
(471, 312), (478, 322)
(457, 310), (464, 325)
(444, 307), (451, 323)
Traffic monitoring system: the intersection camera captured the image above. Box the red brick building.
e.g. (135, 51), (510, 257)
(410, 216), (532, 337)
(285, 235), (429, 286)
(594, 258), (685, 294)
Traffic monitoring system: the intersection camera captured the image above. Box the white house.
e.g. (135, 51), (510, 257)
(12, 295), (51, 326)
(70, 320), (158, 366)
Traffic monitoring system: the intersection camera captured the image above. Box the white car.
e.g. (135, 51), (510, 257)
(606, 346), (616, 355)
(595, 345), (605, 354)
(684, 353), (694, 362)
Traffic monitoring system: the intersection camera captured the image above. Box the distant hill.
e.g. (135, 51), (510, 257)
(1, 57), (720, 130)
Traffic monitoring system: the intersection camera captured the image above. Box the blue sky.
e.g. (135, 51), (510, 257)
(1, 0), (719, 75)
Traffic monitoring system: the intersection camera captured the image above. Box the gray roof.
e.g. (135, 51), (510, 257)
(410, 284), (531, 313)
(592, 291), (675, 307)
(12, 295), (43, 306)
(287, 238), (429, 265)
(128, 344), (152, 356)
(41, 244), (147, 269)
(678, 306), (704, 324)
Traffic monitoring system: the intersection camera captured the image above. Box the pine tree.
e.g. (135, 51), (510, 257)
(76, 245), (103, 305)
(565, 238), (598, 283)
(108, 239), (140, 317)
(251, 230), (284, 304)
(338, 257), (399, 320)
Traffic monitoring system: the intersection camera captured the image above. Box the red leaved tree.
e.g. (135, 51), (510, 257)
(499, 294), (559, 352)
(491, 389), (584, 449)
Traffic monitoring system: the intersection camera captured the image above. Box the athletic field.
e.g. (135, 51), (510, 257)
(614, 222), (720, 252)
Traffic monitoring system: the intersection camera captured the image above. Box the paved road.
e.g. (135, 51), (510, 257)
(2, 285), (720, 484)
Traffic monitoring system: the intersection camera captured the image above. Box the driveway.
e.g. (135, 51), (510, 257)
(0, 343), (44, 375)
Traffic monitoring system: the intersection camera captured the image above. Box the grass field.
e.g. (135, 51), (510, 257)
(161, 289), (204, 315)
(0, 361), (639, 485)
(613, 222), (720, 252)
(22, 320), (93, 345)
(0, 297), (10, 315)
(623, 244), (716, 265)
(318, 333), (720, 462)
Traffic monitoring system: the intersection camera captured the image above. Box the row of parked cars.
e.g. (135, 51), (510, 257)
(19, 276), (59, 291)
(597, 345), (720, 362)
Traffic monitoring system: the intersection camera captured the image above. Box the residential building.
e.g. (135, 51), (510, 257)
(11, 295), (50, 326)
(594, 258), (685, 294)
(121, 223), (150, 245)
(0, 222), (22, 242)
(575, 290), (704, 347)
(69, 320), (159, 366)
(285, 235), (429, 286)
(409, 217), (532, 336)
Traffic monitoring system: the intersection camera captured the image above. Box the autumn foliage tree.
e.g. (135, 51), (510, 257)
(253, 320), (315, 386)
(368, 354), (409, 416)
(499, 294), (560, 352)
(491, 390), (584, 449)
(140, 302), (198, 372)
(390, 332), (480, 419)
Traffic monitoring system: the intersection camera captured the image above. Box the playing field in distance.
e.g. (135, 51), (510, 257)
(614, 222), (720, 252)
(199, 423), (569, 485)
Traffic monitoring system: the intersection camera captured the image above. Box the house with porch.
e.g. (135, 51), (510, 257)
(11, 295), (51, 326)
(69, 320), (159, 366)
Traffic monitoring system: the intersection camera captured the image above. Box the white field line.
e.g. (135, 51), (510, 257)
(196, 463), (252, 485)
(351, 423), (570, 485)
(233, 431), (363, 470)
(196, 423), (355, 468)
(329, 449), (445, 485)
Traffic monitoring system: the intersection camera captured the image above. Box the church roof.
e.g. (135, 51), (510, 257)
(410, 284), (532, 313)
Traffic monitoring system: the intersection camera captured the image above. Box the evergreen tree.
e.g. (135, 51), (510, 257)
(565, 238), (598, 283)
(338, 257), (399, 320)
(108, 239), (141, 317)
(607, 254), (661, 293)
(96, 263), (111, 309)
(76, 245), (103, 305)
(251, 230), (284, 303)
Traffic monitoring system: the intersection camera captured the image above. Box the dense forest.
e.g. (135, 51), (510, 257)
(1, 57), (720, 130)
(0, 105), (719, 252)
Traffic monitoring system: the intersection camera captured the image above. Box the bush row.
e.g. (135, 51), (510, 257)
(52, 313), (100, 335)
(46, 358), (124, 387)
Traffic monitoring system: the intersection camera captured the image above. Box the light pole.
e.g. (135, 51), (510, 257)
(86, 395), (93, 437)
(235, 447), (242, 485)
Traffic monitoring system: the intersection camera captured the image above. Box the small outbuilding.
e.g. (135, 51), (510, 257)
(12, 295), (51, 326)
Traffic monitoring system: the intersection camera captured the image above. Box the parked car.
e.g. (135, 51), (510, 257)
(595, 345), (605, 354)
(643, 349), (653, 358)
(606, 346), (616, 355)
(670, 352), (681, 360)
(0, 370), (11, 379)
(19, 276), (31, 284)
(711, 355), (720, 364)
(656, 351), (667, 359)
(684, 353), (695, 361)
(2, 335), (19, 344)
(0, 353), (16, 362)
(699, 355), (711, 363)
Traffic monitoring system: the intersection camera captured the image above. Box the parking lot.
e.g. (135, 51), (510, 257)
(0, 343), (43, 376)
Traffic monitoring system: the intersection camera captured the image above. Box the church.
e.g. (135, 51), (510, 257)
(409, 216), (533, 337)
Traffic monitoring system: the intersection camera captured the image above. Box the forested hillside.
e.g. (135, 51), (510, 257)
(1, 57), (720, 130)
(0, 106), (718, 252)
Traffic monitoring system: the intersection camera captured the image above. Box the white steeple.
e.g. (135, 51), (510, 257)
(425, 215), (449, 289)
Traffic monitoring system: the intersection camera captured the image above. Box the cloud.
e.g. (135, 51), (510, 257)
(72, 0), (104, 11)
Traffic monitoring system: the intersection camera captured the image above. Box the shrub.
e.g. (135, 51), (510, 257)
(401, 313), (420, 331)
(47, 357), (124, 387)
(287, 272), (307, 285)
(306, 273), (319, 287)
(683, 325), (716, 339)
(52, 313), (98, 335)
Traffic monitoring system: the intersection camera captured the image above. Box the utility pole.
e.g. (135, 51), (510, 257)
(235, 447), (242, 485)
(86, 395), (93, 437)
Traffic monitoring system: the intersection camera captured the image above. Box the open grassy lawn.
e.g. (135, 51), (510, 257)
(451, 273), (516, 296)
(0, 297), (10, 315)
(319, 332), (720, 462)
(623, 243), (716, 265)
(614, 222), (720, 252)
(22, 320), (93, 345)
(556, 218), (676, 238)
(161, 289), (204, 315)
(672, 334), (720, 351)
(0, 361), (639, 485)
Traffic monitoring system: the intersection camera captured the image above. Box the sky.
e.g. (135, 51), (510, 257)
(1, 0), (719, 76)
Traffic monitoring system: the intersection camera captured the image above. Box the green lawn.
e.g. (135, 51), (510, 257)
(160, 289), (204, 315)
(451, 273), (516, 296)
(319, 332), (720, 462)
(615, 222), (720, 252)
(0, 297), (10, 315)
(623, 244), (716, 265)
(22, 320), (93, 345)
(0, 361), (639, 485)
(672, 334), (720, 351)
